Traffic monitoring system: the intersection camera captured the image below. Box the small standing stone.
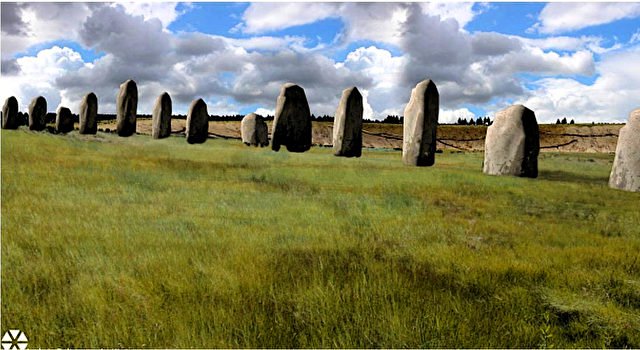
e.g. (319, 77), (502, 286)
(241, 113), (269, 147)
(609, 108), (640, 192)
(152, 92), (172, 139)
(55, 106), (74, 133)
(333, 86), (363, 157)
(271, 83), (312, 152)
(28, 96), (47, 131)
(402, 79), (439, 166)
(186, 98), (208, 144)
(116, 79), (138, 137)
(483, 104), (539, 178)
(2, 96), (19, 129)
(79, 92), (98, 135)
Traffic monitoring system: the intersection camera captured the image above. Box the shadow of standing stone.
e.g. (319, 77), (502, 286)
(333, 86), (363, 157)
(271, 83), (312, 152)
(609, 108), (640, 192)
(402, 79), (439, 166)
(116, 79), (138, 137)
(28, 96), (47, 131)
(483, 104), (539, 178)
(186, 98), (208, 144)
(152, 92), (172, 139)
(79, 92), (98, 135)
(2, 96), (19, 129)
(56, 106), (74, 133)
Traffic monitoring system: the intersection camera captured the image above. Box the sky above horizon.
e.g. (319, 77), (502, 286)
(1, 2), (639, 123)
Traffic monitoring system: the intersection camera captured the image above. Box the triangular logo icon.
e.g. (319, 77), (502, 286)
(8, 331), (19, 341)
(1, 332), (11, 343)
(1, 342), (11, 350)
(16, 342), (27, 350)
(15, 333), (26, 344)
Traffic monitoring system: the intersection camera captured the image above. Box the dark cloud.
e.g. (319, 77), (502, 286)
(471, 32), (522, 56)
(1, 58), (21, 75)
(1, 2), (29, 35)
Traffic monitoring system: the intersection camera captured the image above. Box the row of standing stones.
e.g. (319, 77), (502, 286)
(2, 79), (639, 192)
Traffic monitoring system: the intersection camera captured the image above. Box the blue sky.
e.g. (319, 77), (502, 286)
(1, 2), (639, 123)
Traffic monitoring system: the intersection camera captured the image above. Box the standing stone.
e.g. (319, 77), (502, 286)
(55, 106), (74, 133)
(333, 86), (363, 157)
(116, 79), (138, 137)
(271, 83), (312, 152)
(241, 113), (269, 147)
(609, 108), (640, 192)
(152, 92), (172, 139)
(402, 79), (439, 166)
(483, 104), (539, 178)
(28, 96), (47, 131)
(2, 96), (19, 129)
(79, 92), (98, 135)
(186, 98), (208, 144)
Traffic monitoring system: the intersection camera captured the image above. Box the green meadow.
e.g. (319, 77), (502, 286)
(1, 129), (639, 348)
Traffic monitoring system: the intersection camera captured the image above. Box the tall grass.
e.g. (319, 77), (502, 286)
(1, 129), (639, 348)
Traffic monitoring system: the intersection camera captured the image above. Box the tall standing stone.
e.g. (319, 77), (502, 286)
(402, 79), (439, 166)
(483, 104), (539, 178)
(116, 79), (138, 137)
(79, 92), (98, 135)
(28, 96), (47, 131)
(186, 98), (208, 144)
(55, 106), (74, 133)
(241, 113), (269, 147)
(609, 108), (640, 192)
(271, 83), (312, 152)
(333, 86), (363, 157)
(2, 96), (19, 129)
(152, 92), (172, 139)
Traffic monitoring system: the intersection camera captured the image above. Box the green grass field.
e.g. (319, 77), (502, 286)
(2, 129), (639, 348)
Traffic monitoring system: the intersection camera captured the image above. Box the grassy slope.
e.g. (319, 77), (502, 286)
(1, 129), (639, 348)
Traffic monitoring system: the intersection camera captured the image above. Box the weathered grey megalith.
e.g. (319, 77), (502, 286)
(609, 108), (640, 192)
(2, 96), (19, 129)
(152, 92), (172, 139)
(79, 92), (98, 134)
(186, 98), (208, 144)
(402, 79), (439, 166)
(333, 86), (363, 157)
(28, 96), (47, 131)
(483, 104), (539, 178)
(55, 106), (74, 133)
(116, 79), (138, 137)
(241, 113), (269, 147)
(271, 83), (312, 152)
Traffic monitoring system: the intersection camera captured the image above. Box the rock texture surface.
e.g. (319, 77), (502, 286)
(28, 96), (47, 131)
(55, 106), (74, 133)
(116, 79), (138, 137)
(2, 96), (19, 129)
(609, 108), (640, 192)
(402, 80), (439, 166)
(271, 83), (312, 152)
(152, 92), (172, 139)
(241, 113), (269, 147)
(186, 98), (208, 144)
(483, 104), (539, 178)
(333, 87), (363, 157)
(79, 92), (98, 135)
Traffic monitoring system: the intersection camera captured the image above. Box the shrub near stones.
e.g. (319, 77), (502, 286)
(271, 83), (312, 153)
(609, 108), (640, 192)
(333, 87), (363, 158)
(2, 96), (20, 130)
(402, 79), (439, 166)
(116, 79), (138, 137)
(483, 104), (539, 178)
(79, 92), (98, 135)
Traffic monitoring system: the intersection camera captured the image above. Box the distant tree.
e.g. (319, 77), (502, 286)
(556, 118), (561, 124)
(476, 117), (484, 126)
(468, 117), (475, 126)
(570, 119), (575, 124)
(561, 117), (567, 124)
